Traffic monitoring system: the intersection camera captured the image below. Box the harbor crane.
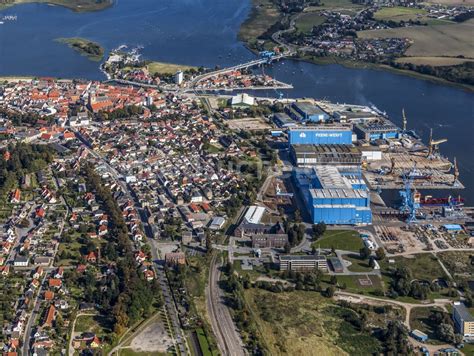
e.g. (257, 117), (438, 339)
(428, 128), (447, 157)
(399, 165), (420, 224)
(402, 108), (407, 132)
(453, 157), (459, 185)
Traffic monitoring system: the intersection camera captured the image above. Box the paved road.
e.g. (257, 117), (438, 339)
(22, 272), (49, 355)
(82, 142), (188, 356)
(207, 253), (246, 356)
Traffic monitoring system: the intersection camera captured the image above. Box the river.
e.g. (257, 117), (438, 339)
(0, 0), (473, 203)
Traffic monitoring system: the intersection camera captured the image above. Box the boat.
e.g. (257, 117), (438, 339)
(419, 195), (464, 207)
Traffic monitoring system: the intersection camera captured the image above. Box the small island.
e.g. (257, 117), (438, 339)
(56, 37), (104, 62)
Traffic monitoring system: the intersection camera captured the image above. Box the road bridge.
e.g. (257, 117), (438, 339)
(189, 54), (289, 89)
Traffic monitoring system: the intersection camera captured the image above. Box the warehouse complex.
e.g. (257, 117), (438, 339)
(291, 144), (362, 167)
(354, 119), (399, 141)
(288, 126), (353, 146)
(293, 166), (372, 225)
(286, 102), (329, 122)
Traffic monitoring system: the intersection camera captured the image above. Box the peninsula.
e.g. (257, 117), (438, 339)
(0, 0), (113, 12)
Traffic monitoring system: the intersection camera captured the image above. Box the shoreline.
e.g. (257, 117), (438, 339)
(294, 56), (474, 93)
(0, 0), (114, 13)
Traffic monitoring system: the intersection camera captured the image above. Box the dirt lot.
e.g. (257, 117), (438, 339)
(129, 320), (173, 352)
(358, 20), (474, 58)
(226, 117), (272, 131)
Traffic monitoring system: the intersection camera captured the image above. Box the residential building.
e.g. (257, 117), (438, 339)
(453, 302), (474, 339)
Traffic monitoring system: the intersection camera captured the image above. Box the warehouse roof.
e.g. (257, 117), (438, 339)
(244, 206), (265, 224)
(293, 102), (327, 116)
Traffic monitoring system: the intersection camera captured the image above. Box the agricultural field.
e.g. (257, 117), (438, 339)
(425, 0), (474, 4)
(245, 289), (382, 355)
(305, 0), (364, 12)
(239, 0), (283, 43)
(295, 12), (327, 33)
(312, 230), (363, 252)
(146, 61), (197, 75)
(372, 6), (450, 25)
(358, 20), (474, 58)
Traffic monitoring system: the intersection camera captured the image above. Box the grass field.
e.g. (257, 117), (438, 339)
(305, 0), (364, 12)
(245, 289), (381, 355)
(146, 61), (197, 75)
(358, 19), (474, 59)
(395, 56), (473, 67)
(313, 230), (363, 252)
(382, 254), (447, 282)
(295, 12), (327, 33)
(75, 314), (112, 335)
(437, 251), (474, 276)
(342, 254), (373, 272)
(335, 274), (385, 295)
(239, 0), (282, 43)
(373, 6), (430, 23)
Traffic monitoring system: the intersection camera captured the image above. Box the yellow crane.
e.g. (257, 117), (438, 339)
(428, 128), (447, 157)
(402, 108), (407, 132)
(453, 157), (459, 185)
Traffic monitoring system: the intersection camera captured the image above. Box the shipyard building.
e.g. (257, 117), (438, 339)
(286, 102), (330, 122)
(354, 119), (399, 141)
(291, 144), (362, 167)
(293, 166), (372, 225)
(288, 126), (353, 146)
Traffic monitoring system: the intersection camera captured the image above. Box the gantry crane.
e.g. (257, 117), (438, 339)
(428, 128), (448, 157)
(399, 165), (420, 224)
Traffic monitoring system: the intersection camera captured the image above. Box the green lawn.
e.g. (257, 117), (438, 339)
(313, 230), (363, 252)
(196, 328), (218, 356)
(334, 275), (385, 295)
(75, 314), (112, 335)
(342, 254), (373, 272)
(295, 12), (326, 33)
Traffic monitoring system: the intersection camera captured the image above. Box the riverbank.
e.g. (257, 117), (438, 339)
(239, 0), (473, 92)
(0, 0), (113, 12)
(295, 55), (474, 92)
(55, 37), (104, 62)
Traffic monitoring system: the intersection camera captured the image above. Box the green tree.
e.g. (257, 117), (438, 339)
(375, 247), (386, 261)
(359, 246), (371, 260)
